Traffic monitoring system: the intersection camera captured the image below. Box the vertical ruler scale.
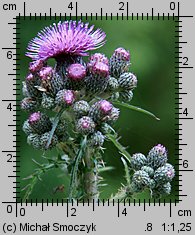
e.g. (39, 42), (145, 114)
(0, 0), (194, 234)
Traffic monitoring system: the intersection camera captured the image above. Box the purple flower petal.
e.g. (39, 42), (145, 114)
(26, 20), (106, 61)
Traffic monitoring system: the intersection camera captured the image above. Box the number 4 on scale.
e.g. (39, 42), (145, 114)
(183, 108), (188, 116)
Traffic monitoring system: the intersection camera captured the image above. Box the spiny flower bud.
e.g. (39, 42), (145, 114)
(147, 144), (168, 170)
(89, 53), (109, 65)
(29, 60), (45, 73)
(89, 100), (113, 123)
(76, 116), (96, 135)
(41, 93), (55, 109)
(104, 107), (120, 123)
(67, 63), (86, 81)
(85, 62), (109, 93)
(111, 92), (120, 101)
(109, 47), (130, 78)
(118, 72), (137, 90)
(119, 90), (133, 102)
(91, 62), (109, 78)
(40, 132), (58, 150)
(158, 182), (171, 195)
(154, 163), (175, 185)
(39, 66), (53, 79)
(22, 120), (34, 135)
(151, 182), (172, 199)
(148, 179), (156, 189)
(73, 100), (90, 118)
(50, 72), (65, 95)
(25, 73), (40, 97)
(141, 166), (154, 177)
(107, 77), (119, 91)
(28, 112), (52, 134)
(100, 123), (114, 134)
(27, 134), (42, 150)
(55, 89), (75, 107)
(131, 170), (151, 191)
(89, 131), (105, 147)
(20, 97), (38, 112)
(114, 47), (130, 61)
(131, 153), (147, 170)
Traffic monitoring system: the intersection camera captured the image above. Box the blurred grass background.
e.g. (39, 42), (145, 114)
(18, 17), (177, 201)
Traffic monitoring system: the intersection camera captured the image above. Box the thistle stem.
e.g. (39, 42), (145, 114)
(83, 147), (99, 202)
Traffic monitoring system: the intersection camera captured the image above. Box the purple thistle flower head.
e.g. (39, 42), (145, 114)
(99, 100), (113, 114)
(67, 63), (86, 81)
(29, 60), (45, 73)
(154, 144), (167, 156)
(88, 62), (109, 78)
(28, 112), (41, 124)
(39, 67), (53, 79)
(26, 73), (34, 81)
(63, 90), (75, 105)
(89, 53), (109, 65)
(26, 20), (106, 61)
(114, 47), (130, 61)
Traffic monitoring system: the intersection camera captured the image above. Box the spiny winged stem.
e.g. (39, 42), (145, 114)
(83, 147), (99, 202)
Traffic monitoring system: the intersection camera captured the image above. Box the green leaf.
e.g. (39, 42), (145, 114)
(121, 157), (131, 187)
(106, 134), (131, 164)
(113, 101), (160, 121)
(46, 108), (64, 149)
(68, 136), (87, 201)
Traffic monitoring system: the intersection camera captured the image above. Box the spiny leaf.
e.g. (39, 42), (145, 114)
(68, 136), (87, 201)
(46, 108), (64, 149)
(98, 166), (115, 173)
(113, 101), (160, 121)
(106, 134), (131, 164)
(121, 157), (131, 187)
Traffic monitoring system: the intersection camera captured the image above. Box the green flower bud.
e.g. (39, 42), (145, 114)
(28, 112), (52, 135)
(151, 182), (172, 199)
(22, 120), (34, 135)
(21, 97), (38, 112)
(89, 131), (105, 147)
(154, 163), (175, 185)
(107, 77), (119, 91)
(55, 89), (75, 107)
(72, 100), (90, 118)
(76, 116), (96, 135)
(119, 90), (133, 102)
(100, 123), (114, 134)
(111, 92), (120, 101)
(141, 166), (154, 177)
(131, 153), (147, 170)
(131, 170), (151, 192)
(148, 179), (156, 189)
(109, 47), (130, 78)
(118, 72), (137, 90)
(41, 93), (55, 109)
(40, 132), (58, 150)
(147, 144), (168, 170)
(27, 133), (42, 150)
(158, 182), (172, 195)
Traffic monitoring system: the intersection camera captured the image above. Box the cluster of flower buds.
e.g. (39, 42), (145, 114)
(74, 99), (119, 147)
(108, 47), (137, 102)
(130, 144), (175, 198)
(21, 21), (136, 151)
(21, 47), (136, 114)
(22, 111), (67, 150)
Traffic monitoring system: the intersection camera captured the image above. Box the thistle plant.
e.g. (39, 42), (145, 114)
(21, 20), (175, 202)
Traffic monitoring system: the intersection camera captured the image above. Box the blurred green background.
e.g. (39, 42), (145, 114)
(18, 17), (178, 201)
